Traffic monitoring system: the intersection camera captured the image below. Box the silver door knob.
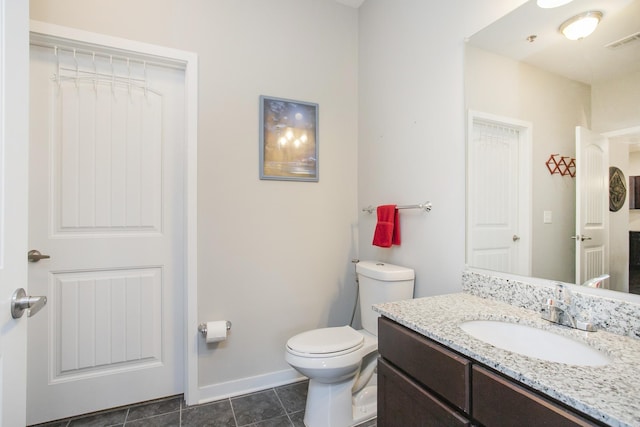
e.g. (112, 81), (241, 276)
(512, 235), (520, 242)
(28, 249), (50, 262)
(11, 288), (47, 319)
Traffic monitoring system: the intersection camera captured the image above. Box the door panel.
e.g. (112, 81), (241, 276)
(54, 83), (162, 233)
(52, 268), (162, 380)
(28, 42), (185, 424)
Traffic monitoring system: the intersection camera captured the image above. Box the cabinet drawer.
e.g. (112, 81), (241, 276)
(472, 366), (600, 426)
(378, 358), (471, 427)
(378, 317), (471, 413)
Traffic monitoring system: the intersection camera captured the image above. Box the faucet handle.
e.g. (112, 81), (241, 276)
(576, 319), (596, 332)
(553, 282), (571, 304)
(541, 298), (560, 323)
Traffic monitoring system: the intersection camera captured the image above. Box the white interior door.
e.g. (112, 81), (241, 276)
(0, 1), (29, 425)
(27, 39), (186, 424)
(575, 126), (609, 286)
(467, 111), (532, 275)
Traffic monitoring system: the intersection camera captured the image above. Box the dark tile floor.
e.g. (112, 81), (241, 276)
(31, 380), (377, 427)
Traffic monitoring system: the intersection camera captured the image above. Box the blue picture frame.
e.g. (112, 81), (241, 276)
(259, 95), (319, 182)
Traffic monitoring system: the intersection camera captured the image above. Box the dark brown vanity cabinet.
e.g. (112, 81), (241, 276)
(378, 359), (471, 426)
(378, 316), (471, 426)
(378, 317), (603, 427)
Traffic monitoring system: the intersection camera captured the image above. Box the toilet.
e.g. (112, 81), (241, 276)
(285, 261), (415, 427)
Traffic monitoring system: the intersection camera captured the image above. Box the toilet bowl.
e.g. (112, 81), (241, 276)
(285, 326), (378, 427)
(285, 261), (415, 427)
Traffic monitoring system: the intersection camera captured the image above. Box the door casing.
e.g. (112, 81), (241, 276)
(0, 1), (30, 425)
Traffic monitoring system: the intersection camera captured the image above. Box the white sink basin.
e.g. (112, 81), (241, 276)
(459, 320), (612, 366)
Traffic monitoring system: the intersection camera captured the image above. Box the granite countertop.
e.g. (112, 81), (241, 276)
(373, 293), (640, 427)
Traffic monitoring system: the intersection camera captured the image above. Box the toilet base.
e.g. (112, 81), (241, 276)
(352, 384), (377, 425)
(303, 377), (377, 427)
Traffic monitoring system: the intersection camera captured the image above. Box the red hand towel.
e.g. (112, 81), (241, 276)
(372, 205), (401, 247)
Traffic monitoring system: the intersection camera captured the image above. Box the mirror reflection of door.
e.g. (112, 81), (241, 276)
(464, 0), (640, 294)
(467, 111), (532, 276)
(575, 126), (609, 287)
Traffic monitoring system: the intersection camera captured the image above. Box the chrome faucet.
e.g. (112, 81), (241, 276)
(541, 283), (595, 332)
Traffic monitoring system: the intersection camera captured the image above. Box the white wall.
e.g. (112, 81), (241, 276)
(465, 46), (590, 283)
(592, 71), (640, 134)
(592, 71), (640, 292)
(30, 0), (359, 397)
(591, 0), (640, 134)
(357, 0), (528, 298)
(609, 141), (630, 292)
(29, 0), (537, 404)
(590, 3), (640, 291)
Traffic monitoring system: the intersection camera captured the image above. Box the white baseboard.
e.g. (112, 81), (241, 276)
(194, 368), (306, 406)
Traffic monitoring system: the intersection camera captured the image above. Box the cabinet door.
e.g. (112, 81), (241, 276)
(378, 317), (471, 413)
(472, 366), (600, 426)
(378, 358), (471, 427)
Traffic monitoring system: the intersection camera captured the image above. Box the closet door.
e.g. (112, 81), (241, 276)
(27, 39), (186, 424)
(467, 111), (532, 276)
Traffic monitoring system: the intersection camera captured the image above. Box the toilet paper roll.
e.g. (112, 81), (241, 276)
(205, 321), (228, 343)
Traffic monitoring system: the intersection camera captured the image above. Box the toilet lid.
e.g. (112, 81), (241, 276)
(287, 326), (364, 357)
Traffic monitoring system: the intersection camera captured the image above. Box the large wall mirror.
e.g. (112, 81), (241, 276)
(465, 0), (640, 294)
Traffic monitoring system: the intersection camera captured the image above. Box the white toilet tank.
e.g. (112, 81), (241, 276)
(356, 261), (415, 336)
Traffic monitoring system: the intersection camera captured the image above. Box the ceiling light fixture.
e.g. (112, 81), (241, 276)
(559, 11), (603, 40)
(537, 0), (573, 8)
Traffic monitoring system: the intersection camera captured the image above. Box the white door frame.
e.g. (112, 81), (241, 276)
(1, 1), (30, 425)
(29, 20), (200, 405)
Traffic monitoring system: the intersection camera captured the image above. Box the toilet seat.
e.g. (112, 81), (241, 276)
(286, 326), (364, 358)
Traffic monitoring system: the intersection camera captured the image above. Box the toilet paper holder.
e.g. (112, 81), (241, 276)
(198, 321), (232, 338)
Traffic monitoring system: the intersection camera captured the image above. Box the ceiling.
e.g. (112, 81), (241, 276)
(467, 0), (640, 84)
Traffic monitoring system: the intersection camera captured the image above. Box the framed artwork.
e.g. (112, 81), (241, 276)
(259, 95), (319, 182)
(609, 166), (626, 212)
(607, 166), (626, 212)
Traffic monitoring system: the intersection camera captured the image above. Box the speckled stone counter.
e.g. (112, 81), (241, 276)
(373, 293), (640, 427)
(462, 270), (640, 339)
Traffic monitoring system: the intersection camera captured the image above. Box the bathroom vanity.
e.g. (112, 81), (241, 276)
(378, 316), (602, 426)
(374, 273), (640, 427)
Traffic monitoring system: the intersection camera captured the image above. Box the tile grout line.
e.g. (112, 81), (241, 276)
(229, 396), (240, 427)
(179, 397), (183, 427)
(126, 409), (182, 425)
(272, 386), (295, 426)
(178, 393), (187, 427)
